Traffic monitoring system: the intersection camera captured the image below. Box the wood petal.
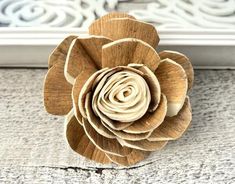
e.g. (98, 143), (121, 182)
(155, 59), (188, 117)
(44, 61), (72, 115)
(102, 38), (160, 70)
(100, 115), (133, 130)
(78, 68), (108, 119)
(118, 139), (167, 151)
(78, 36), (112, 69)
(65, 110), (111, 164)
(129, 64), (161, 112)
(148, 97), (192, 141)
(83, 118), (132, 157)
(106, 149), (149, 166)
(85, 93), (115, 139)
(159, 50), (194, 90)
(101, 122), (152, 141)
(89, 12), (135, 36)
(93, 18), (159, 48)
(64, 37), (98, 84)
(48, 35), (77, 68)
(123, 95), (167, 134)
(72, 68), (96, 124)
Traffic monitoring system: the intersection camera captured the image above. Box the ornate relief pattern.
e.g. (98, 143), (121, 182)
(0, 0), (234, 29)
(0, 0), (118, 27)
(129, 0), (235, 29)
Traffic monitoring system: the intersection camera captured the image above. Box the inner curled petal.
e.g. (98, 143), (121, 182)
(93, 70), (151, 122)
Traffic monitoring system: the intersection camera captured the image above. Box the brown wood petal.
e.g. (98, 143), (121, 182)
(64, 37), (98, 84)
(159, 50), (194, 90)
(78, 68), (108, 119)
(83, 118), (132, 157)
(85, 93), (116, 139)
(72, 68), (96, 124)
(102, 38), (160, 70)
(101, 116), (133, 130)
(155, 59), (188, 117)
(48, 35), (77, 68)
(106, 149), (150, 166)
(118, 138), (168, 151)
(89, 12), (135, 36)
(44, 61), (72, 115)
(94, 18), (159, 48)
(123, 95), (167, 134)
(65, 110), (111, 164)
(78, 36), (112, 69)
(101, 122), (152, 141)
(148, 97), (192, 141)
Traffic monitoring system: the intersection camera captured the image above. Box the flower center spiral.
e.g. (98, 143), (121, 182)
(92, 69), (151, 122)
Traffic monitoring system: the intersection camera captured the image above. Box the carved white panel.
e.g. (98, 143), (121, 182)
(0, 0), (235, 29)
(0, 0), (119, 27)
(129, 0), (235, 29)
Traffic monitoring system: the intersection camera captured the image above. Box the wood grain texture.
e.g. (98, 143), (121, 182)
(96, 18), (159, 48)
(159, 50), (194, 90)
(65, 110), (111, 164)
(64, 38), (97, 84)
(48, 35), (77, 68)
(155, 59), (188, 117)
(102, 38), (160, 71)
(0, 69), (234, 183)
(44, 61), (73, 115)
(123, 94), (167, 134)
(148, 97), (192, 141)
(89, 12), (135, 36)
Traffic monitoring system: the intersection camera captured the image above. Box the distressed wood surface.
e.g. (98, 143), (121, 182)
(0, 69), (234, 183)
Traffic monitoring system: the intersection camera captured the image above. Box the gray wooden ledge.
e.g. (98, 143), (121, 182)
(0, 69), (234, 183)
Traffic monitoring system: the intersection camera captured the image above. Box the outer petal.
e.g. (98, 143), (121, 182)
(83, 118), (132, 157)
(89, 12), (135, 35)
(44, 61), (72, 115)
(65, 110), (111, 164)
(148, 97), (192, 141)
(72, 68), (96, 124)
(102, 38), (160, 71)
(91, 17), (159, 48)
(48, 35), (77, 68)
(159, 50), (194, 90)
(106, 150), (149, 166)
(65, 36), (109, 84)
(118, 139), (167, 152)
(78, 36), (112, 69)
(123, 95), (167, 134)
(155, 59), (188, 117)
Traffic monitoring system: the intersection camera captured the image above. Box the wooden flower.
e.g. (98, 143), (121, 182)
(44, 12), (194, 166)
